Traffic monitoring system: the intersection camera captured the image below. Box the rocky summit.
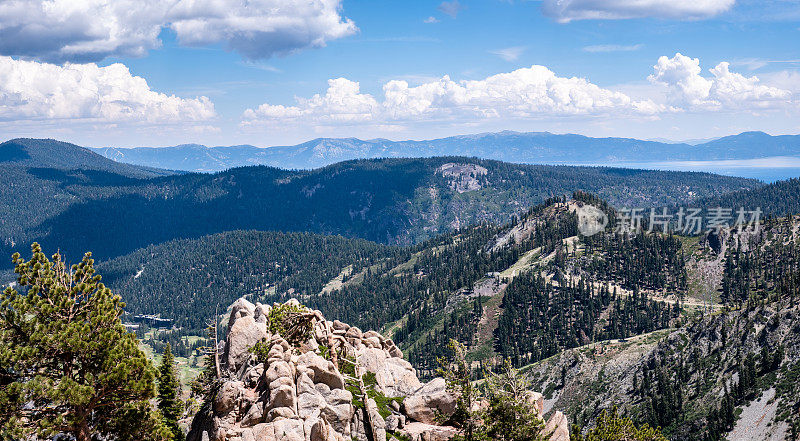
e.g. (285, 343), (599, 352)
(187, 297), (570, 441)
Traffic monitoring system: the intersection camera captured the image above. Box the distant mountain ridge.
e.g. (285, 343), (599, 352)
(91, 131), (800, 172)
(2, 138), (173, 178)
(0, 138), (762, 265)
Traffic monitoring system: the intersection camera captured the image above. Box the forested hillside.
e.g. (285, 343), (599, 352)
(1, 138), (172, 178)
(405, 197), (688, 376)
(693, 177), (800, 219)
(99, 230), (399, 331)
(524, 216), (800, 441)
(92, 194), (691, 376)
(0, 139), (174, 253)
(239, 195), (689, 378)
(0, 138), (761, 267)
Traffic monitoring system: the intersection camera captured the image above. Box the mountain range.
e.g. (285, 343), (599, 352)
(1, 138), (764, 266)
(90, 131), (800, 173)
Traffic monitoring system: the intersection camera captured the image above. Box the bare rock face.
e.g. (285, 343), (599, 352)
(224, 299), (268, 374)
(545, 411), (570, 441)
(188, 297), (570, 441)
(403, 378), (456, 424)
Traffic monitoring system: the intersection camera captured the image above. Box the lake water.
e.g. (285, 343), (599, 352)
(587, 157), (800, 183)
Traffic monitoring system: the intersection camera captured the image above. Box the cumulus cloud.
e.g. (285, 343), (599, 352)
(489, 46), (526, 61)
(243, 78), (379, 123)
(243, 65), (658, 126)
(649, 53), (791, 109)
(0, 0), (356, 62)
(543, 0), (735, 23)
(0, 56), (215, 122)
(166, 0), (357, 59)
(0, 0), (165, 63)
(244, 55), (797, 130)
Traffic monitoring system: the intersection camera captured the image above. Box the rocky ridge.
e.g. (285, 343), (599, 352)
(187, 298), (570, 441)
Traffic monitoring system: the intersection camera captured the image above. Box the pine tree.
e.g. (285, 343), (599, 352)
(439, 341), (546, 441)
(437, 339), (480, 441)
(481, 360), (547, 441)
(584, 407), (667, 441)
(0, 243), (170, 441)
(158, 344), (183, 440)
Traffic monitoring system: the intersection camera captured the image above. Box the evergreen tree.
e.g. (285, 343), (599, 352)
(0, 243), (169, 441)
(481, 360), (547, 441)
(437, 340), (480, 441)
(158, 344), (184, 440)
(439, 341), (546, 441)
(583, 407), (668, 441)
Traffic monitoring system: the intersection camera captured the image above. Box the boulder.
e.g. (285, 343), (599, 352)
(253, 302), (270, 324)
(388, 345), (404, 359)
(214, 381), (244, 415)
(225, 315), (267, 373)
(366, 398), (387, 441)
(399, 422), (458, 441)
(308, 417), (338, 441)
(265, 358), (293, 384)
(363, 336), (383, 349)
(332, 320), (350, 331)
(229, 298), (255, 322)
(271, 418), (305, 441)
(243, 363), (264, 387)
(358, 347), (421, 397)
(266, 407), (296, 422)
(267, 384), (297, 414)
(385, 414), (404, 432)
(403, 378), (456, 424)
(345, 326), (362, 338)
(297, 373), (325, 419)
(240, 402), (263, 427)
(297, 352), (345, 390)
(319, 387), (354, 435)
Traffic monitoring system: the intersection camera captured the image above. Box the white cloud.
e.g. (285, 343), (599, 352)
(648, 53), (713, 106)
(649, 53), (792, 109)
(0, 0), (165, 63)
(583, 44), (643, 53)
(166, 0), (357, 59)
(243, 65), (659, 126)
(243, 78), (379, 123)
(0, 0), (356, 62)
(244, 55), (798, 132)
(424, 16), (440, 23)
(489, 46), (526, 61)
(438, 1), (464, 18)
(0, 56), (215, 122)
(543, 0), (735, 23)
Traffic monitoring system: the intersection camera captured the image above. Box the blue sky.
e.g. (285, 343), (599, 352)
(0, 0), (798, 147)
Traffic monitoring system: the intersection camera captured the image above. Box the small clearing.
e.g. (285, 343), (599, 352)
(319, 265), (353, 294)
